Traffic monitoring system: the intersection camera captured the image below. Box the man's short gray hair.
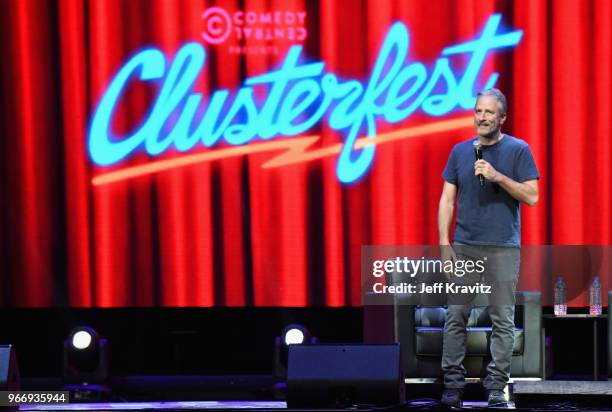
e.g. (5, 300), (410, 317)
(476, 88), (507, 116)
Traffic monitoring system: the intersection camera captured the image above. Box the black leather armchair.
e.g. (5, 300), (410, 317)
(364, 290), (543, 379)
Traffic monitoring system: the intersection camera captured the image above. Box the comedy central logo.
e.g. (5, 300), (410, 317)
(201, 6), (307, 55)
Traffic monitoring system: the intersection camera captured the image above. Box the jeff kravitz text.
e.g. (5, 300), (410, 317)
(372, 282), (492, 295)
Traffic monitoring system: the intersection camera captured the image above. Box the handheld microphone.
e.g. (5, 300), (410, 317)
(473, 141), (485, 188)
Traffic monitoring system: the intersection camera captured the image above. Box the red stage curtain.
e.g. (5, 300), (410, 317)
(0, 0), (610, 307)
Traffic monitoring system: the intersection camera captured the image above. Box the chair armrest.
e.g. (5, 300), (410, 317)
(394, 301), (418, 374)
(516, 290), (541, 306)
(516, 290), (542, 377)
(363, 303), (395, 344)
(363, 289), (420, 344)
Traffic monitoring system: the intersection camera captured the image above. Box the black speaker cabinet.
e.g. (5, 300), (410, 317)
(286, 344), (404, 408)
(0, 345), (20, 391)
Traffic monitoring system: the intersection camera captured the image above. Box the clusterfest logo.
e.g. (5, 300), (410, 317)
(88, 14), (522, 186)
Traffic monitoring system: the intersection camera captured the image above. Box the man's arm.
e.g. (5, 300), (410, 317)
(474, 159), (539, 206)
(438, 181), (457, 245)
(497, 176), (539, 206)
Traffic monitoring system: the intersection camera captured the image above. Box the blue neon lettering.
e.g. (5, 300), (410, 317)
(196, 91), (230, 147)
(246, 46), (325, 139)
(89, 49), (166, 165)
(221, 88), (259, 145)
(145, 44), (205, 155)
(421, 59), (459, 116)
(442, 14), (522, 108)
(173, 93), (203, 152)
(277, 79), (325, 136)
(89, 13), (522, 182)
(383, 62), (428, 123)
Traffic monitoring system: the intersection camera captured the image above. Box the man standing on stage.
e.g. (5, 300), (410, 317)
(438, 88), (539, 407)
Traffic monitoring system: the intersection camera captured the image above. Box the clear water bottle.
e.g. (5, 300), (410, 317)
(590, 276), (602, 316)
(554, 276), (567, 316)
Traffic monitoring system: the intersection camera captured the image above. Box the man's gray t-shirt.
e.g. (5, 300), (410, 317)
(442, 135), (539, 247)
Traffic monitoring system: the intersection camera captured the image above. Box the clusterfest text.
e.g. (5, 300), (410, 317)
(89, 14), (522, 183)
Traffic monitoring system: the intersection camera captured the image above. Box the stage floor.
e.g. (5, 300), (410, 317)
(19, 400), (513, 411)
(21, 401), (286, 410)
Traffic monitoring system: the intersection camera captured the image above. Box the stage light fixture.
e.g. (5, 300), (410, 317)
(63, 326), (109, 384)
(273, 324), (317, 386)
(284, 328), (304, 345)
(282, 324), (311, 346)
(71, 330), (93, 350)
(63, 326), (111, 402)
